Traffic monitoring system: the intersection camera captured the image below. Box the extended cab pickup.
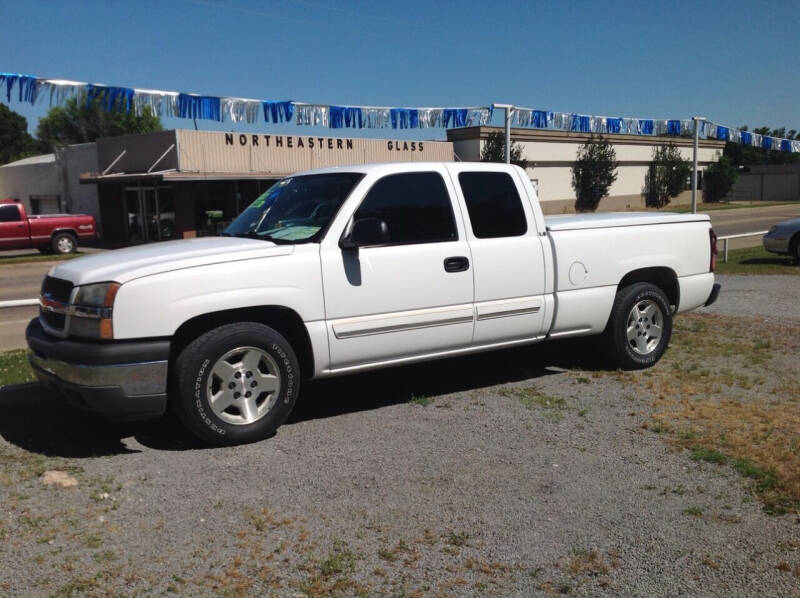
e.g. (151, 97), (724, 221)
(0, 199), (96, 254)
(27, 162), (720, 445)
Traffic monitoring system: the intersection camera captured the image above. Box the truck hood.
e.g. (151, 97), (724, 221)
(48, 237), (295, 285)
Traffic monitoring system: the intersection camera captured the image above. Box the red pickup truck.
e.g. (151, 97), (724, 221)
(0, 199), (96, 254)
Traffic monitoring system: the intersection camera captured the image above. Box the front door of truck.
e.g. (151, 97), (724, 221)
(0, 204), (29, 249)
(321, 169), (474, 370)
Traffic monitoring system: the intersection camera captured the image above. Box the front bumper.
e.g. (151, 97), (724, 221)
(762, 235), (789, 255)
(26, 319), (170, 419)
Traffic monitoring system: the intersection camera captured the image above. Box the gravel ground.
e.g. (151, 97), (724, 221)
(708, 274), (800, 321)
(1, 276), (799, 597)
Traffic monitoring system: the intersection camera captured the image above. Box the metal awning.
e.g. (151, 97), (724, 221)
(80, 170), (286, 184)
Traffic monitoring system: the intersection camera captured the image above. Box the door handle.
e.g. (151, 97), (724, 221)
(444, 256), (469, 273)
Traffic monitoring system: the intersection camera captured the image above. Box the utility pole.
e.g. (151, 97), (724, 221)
(691, 116), (704, 213)
(492, 104), (514, 163)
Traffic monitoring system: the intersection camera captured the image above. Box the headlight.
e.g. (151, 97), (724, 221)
(70, 282), (120, 339)
(73, 282), (120, 307)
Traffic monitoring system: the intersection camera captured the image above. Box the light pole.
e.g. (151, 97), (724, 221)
(691, 116), (704, 213)
(492, 103), (514, 163)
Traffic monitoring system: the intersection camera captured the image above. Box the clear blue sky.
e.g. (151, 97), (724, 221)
(2, 0), (799, 139)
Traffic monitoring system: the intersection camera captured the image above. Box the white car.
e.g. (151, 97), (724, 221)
(28, 162), (720, 445)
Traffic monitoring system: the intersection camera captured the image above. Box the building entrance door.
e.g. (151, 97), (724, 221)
(123, 186), (175, 242)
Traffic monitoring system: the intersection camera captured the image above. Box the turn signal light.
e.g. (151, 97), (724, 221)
(709, 228), (718, 272)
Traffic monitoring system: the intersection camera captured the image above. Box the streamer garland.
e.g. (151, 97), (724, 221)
(0, 70), (797, 151)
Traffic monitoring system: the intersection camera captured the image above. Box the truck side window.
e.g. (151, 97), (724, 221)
(0, 205), (21, 222)
(354, 172), (457, 245)
(458, 172), (527, 238)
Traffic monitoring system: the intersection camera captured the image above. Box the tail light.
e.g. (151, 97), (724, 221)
(709, 228), (717, 272)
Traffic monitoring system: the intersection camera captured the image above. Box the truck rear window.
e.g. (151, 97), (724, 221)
(458, 172), (527, 239)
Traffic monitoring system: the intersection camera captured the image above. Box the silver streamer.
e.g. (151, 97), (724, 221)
(38, 79), (85, 106)
(294, 103), (330, 127)
(133, 89), (179, 118)
(221, 97), (261, 123)
(362, 107), (391, 128)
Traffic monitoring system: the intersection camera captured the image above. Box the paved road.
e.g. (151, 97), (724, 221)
(707, 203), (800, 249)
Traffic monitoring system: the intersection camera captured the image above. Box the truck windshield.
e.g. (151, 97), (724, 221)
(223, 173), (363, 243)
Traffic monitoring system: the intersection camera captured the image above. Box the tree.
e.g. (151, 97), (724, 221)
(571, 135), (618, 212)
(703, 155), (738, 203)
(0, 104), (36, 165)
(480, 131), (531, 169)
(36, 96), (163, 152)
(644, 143), (692, 208)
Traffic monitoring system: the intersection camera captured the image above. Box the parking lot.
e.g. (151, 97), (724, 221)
(0, 270), (799, 597)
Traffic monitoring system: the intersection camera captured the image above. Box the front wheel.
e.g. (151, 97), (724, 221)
(172, 322), (301, 445)
(602, 282), (672, 369)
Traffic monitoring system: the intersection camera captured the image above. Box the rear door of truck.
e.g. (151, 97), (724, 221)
(0, 203), (30, 249)
(445, 164), (549, 345)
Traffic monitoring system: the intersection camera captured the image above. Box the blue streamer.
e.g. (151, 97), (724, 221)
(606, 118), (622, 133)
(740, 131), (752, 145)
(569, 114), (591, 133)
(761, 136), (773, 150)
(178, 93), (221, 121)
(329, 105), (363, 128)
(716, 126), (729, 141)
(531, 110), (548, 128)
(390, 108), (419, 129)
(0, 73), (34, 103)
(667, 119), (681, 135)
(442, 108), (467, 128)
(263, 101), (294, 123)
(780, 139), (793, 152)
(639, 119), (654, 134)
(86, 84), (134, 112)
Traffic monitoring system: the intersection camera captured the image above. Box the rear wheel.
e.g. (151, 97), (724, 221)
(602, 282), (672, 369)
(51, 232), (76, 254)
(172, 322), (300, 445)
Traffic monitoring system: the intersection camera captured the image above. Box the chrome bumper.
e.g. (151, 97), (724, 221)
(28, 352), (168, 396)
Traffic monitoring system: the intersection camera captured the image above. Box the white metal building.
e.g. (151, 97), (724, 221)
(448, 127), (726, 213)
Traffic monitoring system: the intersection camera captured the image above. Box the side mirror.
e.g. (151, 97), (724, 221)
(339, 217), (389, 250)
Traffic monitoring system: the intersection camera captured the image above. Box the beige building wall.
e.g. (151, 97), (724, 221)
(448, 127), (725, 214)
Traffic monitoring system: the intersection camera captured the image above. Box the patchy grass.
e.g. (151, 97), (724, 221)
(0, 251), (85, 265)
(715, 245), (798, 275)
(633, 312), (800, 514)
(408, 394), (433, 407)
(498, 386), (567, 412)
(0, 349), (35, 387)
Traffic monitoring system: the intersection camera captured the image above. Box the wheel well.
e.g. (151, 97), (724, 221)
(789, 232), (800, 256)
(617, 267), (679, 309)
(51, 229), (77, 240)
(170, 306), (315, 380)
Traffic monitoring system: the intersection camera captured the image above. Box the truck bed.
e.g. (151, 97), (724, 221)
(545, 211), (710, 231)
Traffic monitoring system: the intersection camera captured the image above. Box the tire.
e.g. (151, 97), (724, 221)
(172, 322), (300, 445)
(51, 232), (76, 254)
(602, 282), (672, 370)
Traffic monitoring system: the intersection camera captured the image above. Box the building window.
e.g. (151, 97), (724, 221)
(458, 171), (527, 238)
(354, 172), (457, 245)
(29, 195), (61, 215)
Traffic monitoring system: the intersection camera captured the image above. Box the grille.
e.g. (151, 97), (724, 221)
(40, 276), (73, 333)
(41, 276), (73, 303)
(40, 310), (66, 329)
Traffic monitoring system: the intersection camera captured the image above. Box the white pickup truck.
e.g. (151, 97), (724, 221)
(28, 162), (720, 444)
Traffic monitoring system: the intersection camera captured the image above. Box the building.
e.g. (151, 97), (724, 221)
(0, 143), (99, 218)
(447, 127), (725, 213)
(81, 129), (453, 243)
(728, 162), (800, 202)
